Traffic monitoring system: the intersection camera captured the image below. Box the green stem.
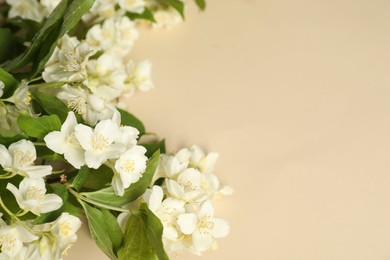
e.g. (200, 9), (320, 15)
(33, 142), (46, 146)
(67, 186), (129, 213)
(0, 171), (16, 179)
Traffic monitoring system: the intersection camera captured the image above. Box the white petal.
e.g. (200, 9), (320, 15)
(94, 119), (118, 144)
(166, 180), (185, 200)
(117, 212), (129, 233)
(163, 225), (178, 240)
(39, 194), (63, 213)
(6, 183), (23, 205)
(19, 178), (46, 194)
(192, 230), (214, 253)
(23, 165), (52, 178)
(44, 131), (66, 154)
(62, 111), (78, 134)
(74, 124), (93, 150)
(177, 213), (197, 235)
(148, 186), (163, 212)
(0, 145), (12, 167)
(64, 147), (85, 169)
(198, 201), (214, 219)
(84, 151), (107, 169)
(210, 218), (230, 238)
(111, 175), (125, 196)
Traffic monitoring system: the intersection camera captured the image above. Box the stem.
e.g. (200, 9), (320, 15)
(33, 142), (46, 146)
(0, 171), (16, 179)
(67, 186), (129, 213)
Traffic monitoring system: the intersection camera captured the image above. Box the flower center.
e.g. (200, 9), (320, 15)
(26, 185), (45, 200)
(67, 97), (87, 115)
(92, 134), (109, 151)
(59, 222), (72, 236)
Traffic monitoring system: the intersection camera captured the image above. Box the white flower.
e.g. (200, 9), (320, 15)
(112, 145), (147, 196)
(86, 16), (139, 56)
(117, 0), (145, 13)
(85, 53), (127, 101)
(0, 223), (38, 258)
(4, 81), (34, 115)
(124, 60), (154, 96)
(6, 0), (44, 22)
(57, 85), (117, 125)
(74, 119), (125, 169)
(158, 148), (191, 179)
(0, 81), (4, 98)
(177, 201), (230, 254)
(189, 145), (219, 174)
(83, 0), (117, 22)
(50, 213), (82, 254)
(43, 35), (95, 83)
(115, 126), (139, 150)
(0, 140), (52, 178)
(6, 178), (62, 216)
(152, 7), (183, 29)
(165, 168), (207, 203)
(44, 112), (85, 169)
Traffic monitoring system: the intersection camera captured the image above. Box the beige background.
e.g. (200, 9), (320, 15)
(67, 0), (390, 259)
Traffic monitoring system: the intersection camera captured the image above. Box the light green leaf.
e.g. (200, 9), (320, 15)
(81, 202), (118, 260)
(0, 128), (26, 147)
(157, 0), (185, 18)
(118, 108), (145, 136)
(194, 0), (206, 10)
(17, 114), (61, 139)
(0, 66), (18, 98)
(82, 151), (160, 207)
(117, 213), (156, 260)
(126, 8), (156, 22)
(71, 166), (90, 191)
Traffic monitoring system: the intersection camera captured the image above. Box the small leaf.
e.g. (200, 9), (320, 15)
(0, 66), (18, 98)
(81, 202), (118, 260)
(141, 139), (166, 158)
(126, 8), (156, 22)
(17, 114), (61, 139)
(0, 29), (13, 63)
(101, 209), (123, 252)
(118, 108), (145, 136)
(82, 151), (160, 207)
(83, 164), (114, 190)
(33, 183), (68, 224)
(70, 166), (90, 191)
(157, 0), (185, 18)
(194, 0), (206, 10)
(117, 214), (156, 260)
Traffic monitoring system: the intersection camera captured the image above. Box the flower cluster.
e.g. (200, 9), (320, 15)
(0, 0), (228, 259)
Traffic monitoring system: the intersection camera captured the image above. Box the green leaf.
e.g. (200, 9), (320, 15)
(83, 164), (113, 190)
(4, 0), (95, 76)
(17, 114), (61, 139)
(0, 128), (26, 147)
(35, 145), (65, 161)
(63, 200), (84, 217)
(0, 29), (13, 63)
(101, 209), (123, 252)
(194, 0), (206, 10)
(157, 0), (185, 18)
(141, 139), (166, 158)
(81, 202), (118, 260)
(33, 183), (68, 224)
(6, 17), (42, 40)
(126, 8), (156, 22)
(0, 66), (18, 98)
(118, 108), (145, 135)
(117, 213), (156, 260)
(140, 204), (169, 260)
(71, 166), (90, 192)
(82, 151), (160, 207)
(31, 91), (70, 122)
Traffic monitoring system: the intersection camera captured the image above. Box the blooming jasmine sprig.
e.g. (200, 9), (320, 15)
(0, 0), (231, 259)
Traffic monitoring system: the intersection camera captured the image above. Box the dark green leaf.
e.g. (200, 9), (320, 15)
(157, 0), (185, 18)
(194, 0), (206, 10)
(83, 164), (113, 190)
(35, 145), (65, 161)
(140, 204), (169, 260)
(17, 114), (61, 139)
(33, 183), (68, 224)
(118, 108), (145, 135)
(81, 202), (118, 260)
(0, 29), (13, 63)
(0, 128), (26, 147)
(141, 139), (165, 158)
(0, 66), (18, 98)
(71, 166), (90, 192)
(6, 17), (42, 40)
(126, 8), (156, 22)
(82, 151), (160, 207)
(63, 200), (84, 217)
(101, 209), (123, 252)
(117, 213), (156, 260)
